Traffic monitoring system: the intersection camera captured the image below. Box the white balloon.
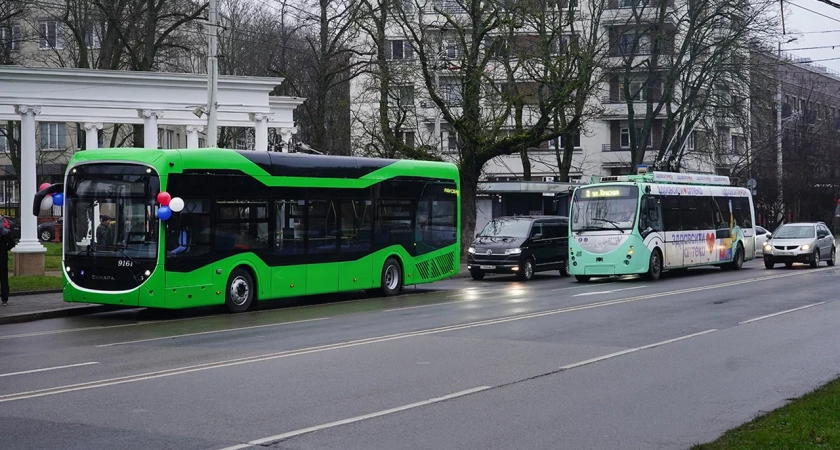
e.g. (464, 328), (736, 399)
(40, 195), (53, 210)
(169, 197), (185, 212)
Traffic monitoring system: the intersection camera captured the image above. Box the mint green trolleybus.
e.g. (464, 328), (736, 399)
(34, 148), (460, 312)
(568, 170), (756, 282)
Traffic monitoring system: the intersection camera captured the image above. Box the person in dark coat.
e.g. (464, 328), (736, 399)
(0, 220), (16, 305)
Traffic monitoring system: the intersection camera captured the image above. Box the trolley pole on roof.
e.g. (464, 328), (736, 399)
(206, 0), (219, 147)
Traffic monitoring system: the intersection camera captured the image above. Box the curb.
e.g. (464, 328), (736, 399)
(0, 304), (120, 325)
(10, 289), (63, 297)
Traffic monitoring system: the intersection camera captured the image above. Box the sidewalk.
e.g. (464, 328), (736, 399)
(0, 264), (471, 325)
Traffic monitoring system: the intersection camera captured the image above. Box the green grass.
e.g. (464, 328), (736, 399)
(691, 376), (840, 449)
(9, 275), (63, 292)
(7, 242), (62, 272)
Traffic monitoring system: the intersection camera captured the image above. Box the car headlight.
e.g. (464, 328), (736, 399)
(468, 247), (476, 254)
(800, 244), (811, 251)
(505, 248), (522, 255)
(763, 242), (772, 249)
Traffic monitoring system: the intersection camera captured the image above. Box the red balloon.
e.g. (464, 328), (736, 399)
(157, 192), (171, 206)
(39, 182), (50, 191)
(837, 199), (840, 205)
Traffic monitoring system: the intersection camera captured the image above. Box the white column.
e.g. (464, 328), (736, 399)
(83, 122), (103, 150)
(250, 113), (274, 151)
(186, 125), (204, 149)
(138, 109), (163, 149)
(14, 105), (45, 253)
(279, 127), (298, 152)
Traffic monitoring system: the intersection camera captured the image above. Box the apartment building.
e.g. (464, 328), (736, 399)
(349, 0), (748, 182)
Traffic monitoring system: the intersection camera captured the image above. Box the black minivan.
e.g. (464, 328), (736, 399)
(467, 215), (570, 281)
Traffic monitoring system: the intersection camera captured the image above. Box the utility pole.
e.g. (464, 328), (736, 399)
(776, 41), (783, 224)
(206, 0), (219, 147)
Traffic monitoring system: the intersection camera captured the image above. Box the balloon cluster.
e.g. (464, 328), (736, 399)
(156, 191), (185, 220)
(39, 183), (64, 210)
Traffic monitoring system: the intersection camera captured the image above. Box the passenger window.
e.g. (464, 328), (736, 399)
(662, 196), (680, 232)
(275, 198), (305, 256)
(308, 199), (338, 255)
(340, 199), (373, 253)
(530, 223), (543, 239)
(375, 199), (414, 254)
(166, 199), (211, 258)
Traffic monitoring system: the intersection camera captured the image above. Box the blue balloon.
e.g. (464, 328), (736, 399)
(52, 193), (64, 207)
(157, 206), (172, 220)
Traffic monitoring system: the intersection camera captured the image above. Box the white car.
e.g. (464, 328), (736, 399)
(763, 222), (836, 269)
(754, 226), (772, 256)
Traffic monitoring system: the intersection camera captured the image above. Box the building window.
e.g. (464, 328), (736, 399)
(443, 40), (462, 59)
(620, 127), (650, 148)
(0, 23), (21, 52)
(446, 133), (458, 152)
(0, 126), (7, 153)
(39, 20), (63, 49)
(85, 25), (101, 49)
(619, 81), (645, 101)
(441, 82), (462, 106)
(392, 85), (415, 107)
(198, 138), (206, 148)
(40, 123), (66, 150)
(556, 131), (581, 149)
(387, 40), (414, 60)
(396, 131), (415, 147)
(619, 33), (650, 55)
(685, 132), (695, 152)
(166, 130), (176, 149)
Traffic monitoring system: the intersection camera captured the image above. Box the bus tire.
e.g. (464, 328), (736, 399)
(643, 249), (662, 281)
(380, 257), (403, 296)
(559, 258), (570, 277)
(727, 245), (744, 271)
(225, 268), (254, 313)
(575, 275), (591, 282)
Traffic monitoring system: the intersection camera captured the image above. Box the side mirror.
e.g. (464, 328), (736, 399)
(532, 233), (543, 240)
(641, 227), (653, 238)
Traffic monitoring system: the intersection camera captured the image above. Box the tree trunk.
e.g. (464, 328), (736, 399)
(459, 168), (479, 260)
(520, 146), (531, 180)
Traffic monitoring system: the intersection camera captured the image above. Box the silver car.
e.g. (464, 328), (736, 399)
(763, 222), (836, 269)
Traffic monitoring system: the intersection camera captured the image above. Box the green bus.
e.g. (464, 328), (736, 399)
(568, 170), (756, 281)
(35, 148), (460, 312)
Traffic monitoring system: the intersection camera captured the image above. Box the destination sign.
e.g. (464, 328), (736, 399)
(578, 185), (636, 199)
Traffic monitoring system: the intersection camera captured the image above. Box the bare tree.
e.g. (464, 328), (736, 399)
(367, 0), (608, 251)
(607, 0), (777, 170)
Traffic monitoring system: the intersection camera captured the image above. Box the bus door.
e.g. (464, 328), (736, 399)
(163, 202), (214, 306)
(305, 198), (340, 295)
(661, 196), (684, 268)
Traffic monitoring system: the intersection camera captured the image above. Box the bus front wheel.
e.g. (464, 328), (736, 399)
(225, 268), (254, 313)
(643, 249), (662, 281)
(380, 257), (403, 296)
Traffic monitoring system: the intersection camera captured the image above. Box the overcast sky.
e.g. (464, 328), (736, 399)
(783, 0), (840, 73)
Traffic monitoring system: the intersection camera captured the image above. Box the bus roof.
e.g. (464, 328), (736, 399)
(594, 171), (731, 186)
(67, 147), (459, 182)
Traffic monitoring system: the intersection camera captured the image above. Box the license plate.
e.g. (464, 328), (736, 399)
(775, 251), (793, 256)
(479, 265), (496, 270)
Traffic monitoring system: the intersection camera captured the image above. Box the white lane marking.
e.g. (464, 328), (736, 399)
(738, 302), (826, 325)
(573, 285), (647, 297)
(96, 318), (330, 348)
(0, 269), (822, 403)
(218, 386), (492, 449)
(559, 329), (718, 370)
(552, 282), (616, 292)
(223, 328), (720, 448)
(0, 362), (99, 378)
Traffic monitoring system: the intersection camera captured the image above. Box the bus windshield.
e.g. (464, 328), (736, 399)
(571, 185), (639, 232)
(65, 164), (160, 260)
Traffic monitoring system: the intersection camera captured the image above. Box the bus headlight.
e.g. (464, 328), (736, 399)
(505, 248), (522, 255)
(468, 247), (476, 254)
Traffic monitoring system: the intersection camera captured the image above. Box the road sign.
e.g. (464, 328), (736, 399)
(746, 179), (757, 189)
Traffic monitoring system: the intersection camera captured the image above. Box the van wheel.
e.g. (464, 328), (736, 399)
(470, 270), (485, 280)
(643, 249), (662, 281)
(380, 257), (402, 296)
(559, 258), (570, 277)
(518, 258), (535, 281)
(225, 268), (254, 313)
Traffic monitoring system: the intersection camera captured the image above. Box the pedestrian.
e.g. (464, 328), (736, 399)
(96, 215), (111, 247)
(1, 219), (16, 305)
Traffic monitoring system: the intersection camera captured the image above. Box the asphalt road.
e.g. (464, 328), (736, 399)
(1, 259), (840, 450)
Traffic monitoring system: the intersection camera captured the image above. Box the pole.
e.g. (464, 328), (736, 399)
(776, 42), (784, 224)
(207, 0), (219, 148)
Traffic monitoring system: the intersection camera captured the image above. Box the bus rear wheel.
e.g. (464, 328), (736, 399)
(724, 245), (744, 271)
(225, 268), (254, 313)
(380, 257), (403, 296)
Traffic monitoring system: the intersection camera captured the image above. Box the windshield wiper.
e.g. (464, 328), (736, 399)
(590, 218), (624, 233)
(96, 245), (139, 265)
